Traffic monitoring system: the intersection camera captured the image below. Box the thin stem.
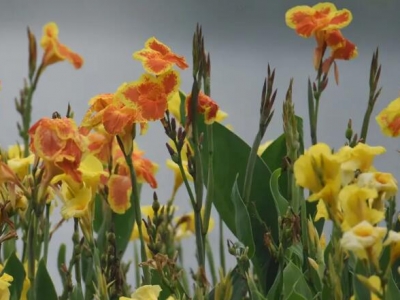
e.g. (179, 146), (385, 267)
(205, 238), (217, 286)
(124, 151), (150, 284)
(243, 131), (263, 205)
(43, 203), (51, 265)
(28, 211), (38, 300)
(73, 219), (83, 292)
(219, 216), (226, 276)
(22, 63), (44, 157)
(202, 124), (214, 238)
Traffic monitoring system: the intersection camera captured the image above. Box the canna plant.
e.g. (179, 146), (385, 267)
(0, 2), (400, 300)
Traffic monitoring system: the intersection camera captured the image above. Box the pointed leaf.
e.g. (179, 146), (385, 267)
(270, 168), (289, 217)
(231, 176), (255, 258)
(35, 259), (58, 300)
(57, 244), (67, 286)
(3, 252), (25, 300)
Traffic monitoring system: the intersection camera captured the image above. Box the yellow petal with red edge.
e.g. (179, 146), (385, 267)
(108, 174), (131, 214)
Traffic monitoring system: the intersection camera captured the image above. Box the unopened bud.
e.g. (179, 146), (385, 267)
(27, 27), (37, 79)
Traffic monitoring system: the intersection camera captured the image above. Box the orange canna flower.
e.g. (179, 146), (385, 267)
(29, 117), (86, 184)
(40, 22), (83, 69)
(285, 3), (352, 38)
(376, 97), (400, 137)
(80, 93), (115, 130)
(86, 126), (115, 164)
(113, 145), (158, 189)
(133, 37), (189, 75)
(186, 91), (220, 125)
(115, 70), (180, 122)
(107, 174), (132, 214)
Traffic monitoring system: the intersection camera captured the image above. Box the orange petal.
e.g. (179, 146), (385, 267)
(326, 10), (352, 30)
(108, 174), (132, 214)
(102, 105), (137, 135)
(160, 69), (180, 96)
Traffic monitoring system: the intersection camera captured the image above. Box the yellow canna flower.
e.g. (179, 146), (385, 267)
(336, 143), (386, 185)
(340, 221), (386, 262)
(130, 205), (155, 242)
(357, 172), (398, 200)
(339, 185), (384, 231)
(376, 97), (400, 137)
(294, 143), (342, 201)
(314, 199), (329, 222)
(119, 284), (162, 300)
(383, 230), (400, 265)
(175, 209), (215, 240)
(0, 268), (13, 300)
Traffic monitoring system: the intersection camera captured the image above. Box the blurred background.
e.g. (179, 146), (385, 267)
(0, 0), (399, 291)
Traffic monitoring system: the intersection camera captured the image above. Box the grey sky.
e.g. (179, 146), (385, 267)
(0, 0), (399, 292)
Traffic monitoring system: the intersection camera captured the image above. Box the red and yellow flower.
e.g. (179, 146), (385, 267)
(186, 91), (220, 125)
(29, 117), (86, 185)
(133, 37), (189, 75)
(40, 22), (84, 69)
(376, 97), (400, 137)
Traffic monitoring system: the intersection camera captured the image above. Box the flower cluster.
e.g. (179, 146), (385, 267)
(286, 3), (357, 74)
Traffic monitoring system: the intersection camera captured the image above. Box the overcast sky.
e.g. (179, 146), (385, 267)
(0, 0), (399, 291)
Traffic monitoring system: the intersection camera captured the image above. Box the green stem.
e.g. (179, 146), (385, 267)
(360, 100), (374, 143)
(28, 211), (38, 300)
(177, 243), (190, 296)
(124, 151), (150, 284)
(205, 238), (217, 286)
(219, 216), (226, 276)
(133, 242), (140, 288)
(243, 131), (263, 205)
(202, 124), (214, 238)
(43, 203), (51, 265)
(22, 63), (44, 157)
(73, 219), (83, 292)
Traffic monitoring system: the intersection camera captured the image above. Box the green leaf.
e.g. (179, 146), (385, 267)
(270, 168), (289, 217)
(199, 121), (280, 292)
(353, 260), (371, 300)
(207, 265), (248, 300)
(151, 269), (188, 300)
(179, 90), (187, 125)
(286, 243), (304, 267)
(283, 261), (313, 299)
(57, 244), (67, 286)
(231, 176), (255, 258)
(248, 274), (267, 300)
(386, 270), (400, 300)
(70, 285), (85, 300)
(2, 233), (16, 261)
(266, 267), (283, 300)
(35, 259), (58, 300)
(3, 252), (25, 300)
(93, 193), (103, 233)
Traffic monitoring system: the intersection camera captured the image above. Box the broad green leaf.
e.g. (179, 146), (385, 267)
(283, 261), (313, 299)
(2, 232), (16, 261)
(70, 285), (85, 300)
(285, 289), (308, 300)
(266, 267), (283, 300)
(151, 270), (188, 300)
(207, 265), (248, 300)
(248, 274), (267, 300)
(57, 244), (67, 286)
(386, 271), (400, 300)
(231, 176), (255, 258)
(3, 252), (25, 300)
(113, 209), (135, 256)
(199, 120), (279, 292)
(93, 194), (103, 233)
(35, 259), (58, 300)
(286, 243), (304, 267)
(270, 168), (289, 217)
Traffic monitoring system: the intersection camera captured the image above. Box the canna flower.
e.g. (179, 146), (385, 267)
(357, 172), (398, 200)
(285, 3), (352, 38)
(0, 162), (21, 186)
(339, 185), (384, 231)
(383, 230), (400, 265)
(86, 126), (115, 164)
(115, 70), (180, 122)
(130, 205), (154, 242)
(175, 209), (215, 240)
(40, 22), (83, 69)
(108, 144), (158, 214)
(376, 97), (400, 137)
(0, 269), (13, 300)
(168, 91), (228, 125)
(6, 145), (34, 180)
(340, 221), (386, 262)
(186, 91), (221, 125)
(119, 284), (162, 300)
(29, 117), (87, 184)
(336, 143), (386, 185)
(294, 143), (342, 202)
(133, 37), (189, 75)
